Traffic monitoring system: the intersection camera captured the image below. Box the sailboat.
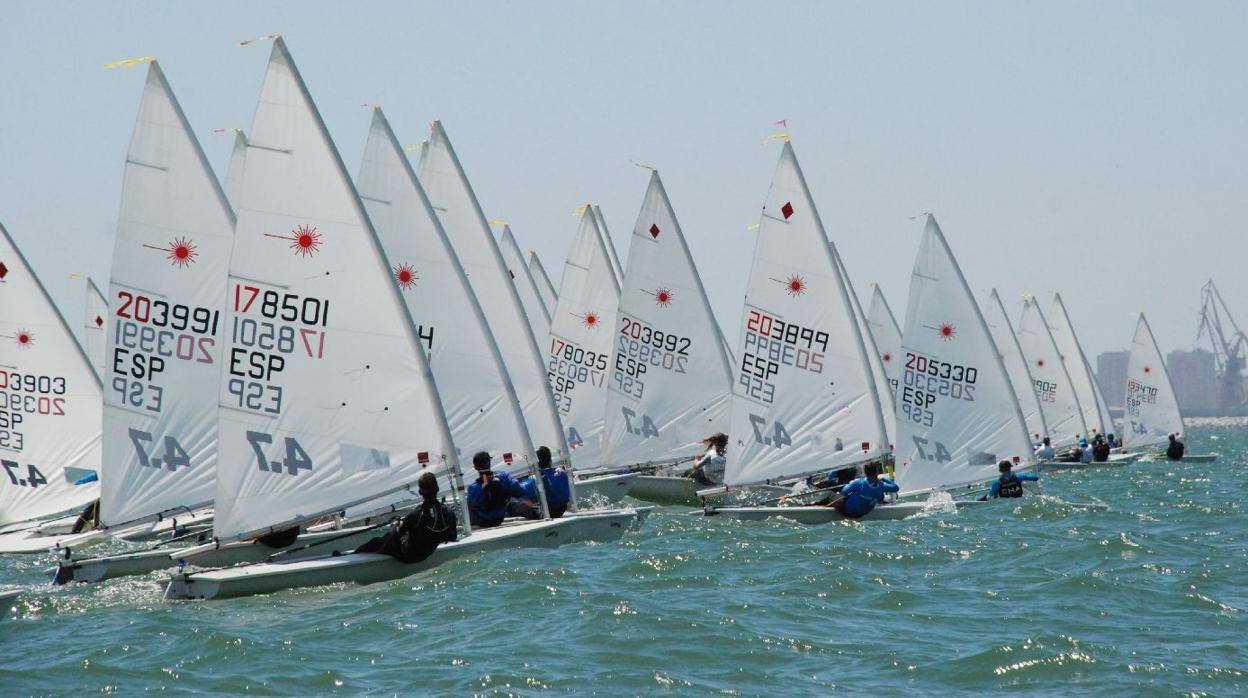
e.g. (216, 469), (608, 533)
(866, 285), (902, 414)
(51, 61), (236, 584)
(416, 123), (571, 468)
(528, 251), (558, 317)
(1122, 314), (1215, 461)
(547, 209), (620, 467)
(1047, 294), (1108, 439)
(1084, 353), (1118, 440)
(1016, 296), (1087, 451)
(83, 278), (108, 378)
(984, 289), (1049, 445)
(594, 171), (734, 505)
(496, 224), (552, 351)
(838, 255), (895, 452)
(700, 141), (892, 523)
(164, 39), (641, 600)
(0, 222), (103, 553)
(892, 217), (1034, 499)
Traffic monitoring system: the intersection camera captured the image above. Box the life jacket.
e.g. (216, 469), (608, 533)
(997, 475), (1024, 498)
(478, 472), (509, 511)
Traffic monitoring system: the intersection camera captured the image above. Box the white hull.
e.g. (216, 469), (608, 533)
(574, 472), (636, 505)
(1180, 453), (1219, 463)
(164, 508), (642, 600)
(701, 501), (931, 524)
(628, 475), (702, 506)
(1, 589), (22, 605)
(0, 523), (108, 555)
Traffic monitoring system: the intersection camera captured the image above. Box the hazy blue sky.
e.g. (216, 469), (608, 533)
(2, 1), (1245, 359)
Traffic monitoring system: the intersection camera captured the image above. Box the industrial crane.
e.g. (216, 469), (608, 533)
(1196, 280), (1247, 409)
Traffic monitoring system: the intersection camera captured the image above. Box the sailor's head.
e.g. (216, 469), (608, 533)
(536, 446), (552, 468)
(863, 461), (883, 480)
(472, 451), (492, 472)
(998, 460), (1014, 474)
(1168, 433), (1177, 442)
(1078, 438), (1088, 447)
(703, 432), (728, 452)
(1042, 437), (1051, 446)
(417, 471), (439, 497)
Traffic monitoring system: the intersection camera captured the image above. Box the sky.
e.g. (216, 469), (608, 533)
(2, 1), (1246, 361)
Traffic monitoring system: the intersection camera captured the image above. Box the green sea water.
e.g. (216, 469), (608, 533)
(3, 426), (1244, 696)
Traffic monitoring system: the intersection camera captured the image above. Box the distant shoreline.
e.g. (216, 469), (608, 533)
(1186, 416), (1248, 427)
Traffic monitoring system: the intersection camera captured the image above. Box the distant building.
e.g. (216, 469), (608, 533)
(1096, 350), (1129, 409)
(1167, 349), (1218, 415)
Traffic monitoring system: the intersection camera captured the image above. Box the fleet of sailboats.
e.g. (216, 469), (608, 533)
(0, 35), (1216, 603)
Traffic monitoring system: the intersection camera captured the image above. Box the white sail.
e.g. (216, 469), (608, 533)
(0, 223), (101, 525)
(1085, 354), (1118, 438)
(1122, 313), (1183, 450)
(837, 255), (895, 448)
(600, 171), (733, 468)
(223, 130), (247, 212)
(1016, 297), (1087, 448)
(724, 142), (887, 486)
(895, 217), (1032, 495)
(99, 61), (235, 526)
(214, 38), (456, 540)
(497, 224), (552, 347)
(866, 284), (902, 409)
(1047, 294), (1106, 436)
(357, 108), (534, 476)
(416, 123), (570, 463)
(593, 206), (625, 290)
(84, 278), (108, 378)
(548, 209), (620, 466)
(984, 289), (1049, 443)
(528, 251), (557, 316)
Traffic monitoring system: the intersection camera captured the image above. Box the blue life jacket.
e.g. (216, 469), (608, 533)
(522, 467), (571, 516)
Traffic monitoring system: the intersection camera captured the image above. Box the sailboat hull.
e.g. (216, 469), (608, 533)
(701, 501), (928, 524)
(574, 472), (636, 505)
(163, 508), (643, 600)
(628, 475), (703, 506)
(0, 526), (107, 555)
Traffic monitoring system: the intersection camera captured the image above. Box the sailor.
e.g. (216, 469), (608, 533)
(1166, 433), (1186, 461)
(1107, 433), (1121, 448)
(986, 460), (1040, 499)
(822, 461), (899, 518)
(518, 446), (572, 518)
(354, 471), (457, 563)
(70, 499), (100, 534)
(465, 451), (527, 528)
(1079, 438), (1094, 464)
(1034, 437), (1056, 461)
(1092, 435), (1111, 462)
(684, 433), (728, 486)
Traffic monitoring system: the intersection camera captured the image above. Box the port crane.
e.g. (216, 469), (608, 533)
(1196, 280), (1247, 409)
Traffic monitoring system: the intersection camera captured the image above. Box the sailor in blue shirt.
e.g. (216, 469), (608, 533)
(987, 460), (1040, 499)
(832, 461), (899, 518)
(465, 451), (527, 528)
(520, 446), (571, 518)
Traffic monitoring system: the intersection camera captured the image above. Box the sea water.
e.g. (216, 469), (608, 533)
(2, 426), (1244, 695)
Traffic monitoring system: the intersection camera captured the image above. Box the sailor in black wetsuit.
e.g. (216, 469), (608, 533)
(1166, 433), (1185, 461)
(355, 471), (457, 563)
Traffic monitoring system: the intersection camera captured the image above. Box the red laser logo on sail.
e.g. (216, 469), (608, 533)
(265, 224), (322, 258)
(653, 288), (673, 307)
(774, 275), (807, 297)
(143, 237), (198, 267)
(394, 263), (418, 290)
(14, 329), (33, 349)
(882, 353), (893, 363)
(580, 312), (600, 329)
(1144, 366), (1151, 374)
(936, 323), (956, 341)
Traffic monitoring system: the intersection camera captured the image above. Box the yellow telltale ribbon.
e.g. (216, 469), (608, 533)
(103, 56), (154, 69)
